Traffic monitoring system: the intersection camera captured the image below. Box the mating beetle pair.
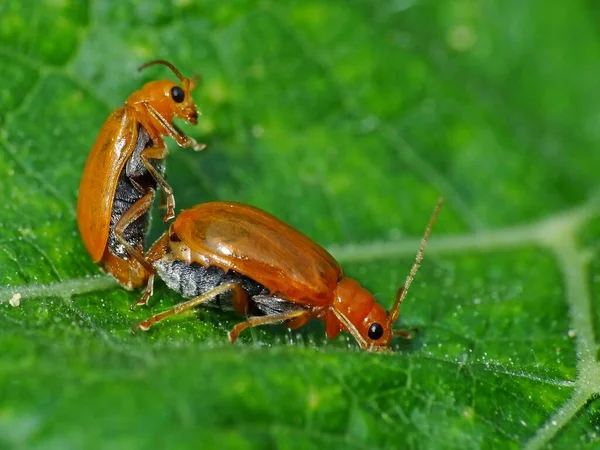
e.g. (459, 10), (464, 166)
(77, 60), (442, 352)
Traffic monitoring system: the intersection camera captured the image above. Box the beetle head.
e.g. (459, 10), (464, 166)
(129, 60), (200, 126)
(331, 198), (443, 352)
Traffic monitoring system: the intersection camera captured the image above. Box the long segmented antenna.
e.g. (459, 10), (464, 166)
(388, 197), (444, 326)
(138, 59), (185, 82)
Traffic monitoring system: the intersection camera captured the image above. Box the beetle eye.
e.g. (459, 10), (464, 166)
(170, 86), (185, 103)
(368, 322), (384, 340)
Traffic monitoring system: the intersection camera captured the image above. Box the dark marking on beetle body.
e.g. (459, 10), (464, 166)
(155, 259), (307, 316)
(107, 125), (164, 259)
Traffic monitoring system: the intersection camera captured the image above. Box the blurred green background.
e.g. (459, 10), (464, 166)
(1, 1), (600, 448)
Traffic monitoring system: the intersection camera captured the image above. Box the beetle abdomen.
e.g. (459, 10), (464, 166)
(154, 259), (264, 304)
(154, 259), (304, 316)
(107, 125), (163, 259)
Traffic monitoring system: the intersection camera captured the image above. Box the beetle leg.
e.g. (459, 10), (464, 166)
(132, 282), (244, 332)
(285, 313), (311, 329)
(129, 177), (147, 196)
(159, 176), (168, 212)
(231, 286), (249, 316)
(330, 307), (370, 350)
(139, 146), (175, 222)
(130, 272), (155, 311)
(142, 102), (206, 151)
(114, 192), (155, 276)
(227, 309), (310, 344)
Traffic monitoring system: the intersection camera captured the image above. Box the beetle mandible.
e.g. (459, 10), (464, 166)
(132, 199), (443, 352)
(77, 60), (205, 296)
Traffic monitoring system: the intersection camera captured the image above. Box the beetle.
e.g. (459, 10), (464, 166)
(77, 59), (205, 295)
(132, 199), (443, 352)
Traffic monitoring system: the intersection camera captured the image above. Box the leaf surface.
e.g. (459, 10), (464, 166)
(1, 1), (600, 448)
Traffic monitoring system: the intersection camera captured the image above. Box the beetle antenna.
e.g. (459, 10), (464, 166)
(388, 197), (444, 326)
(138, 59), (185, 82)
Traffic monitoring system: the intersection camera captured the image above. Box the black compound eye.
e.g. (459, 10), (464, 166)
(171, 86), (185, 103)
(368, 322), (384, 340)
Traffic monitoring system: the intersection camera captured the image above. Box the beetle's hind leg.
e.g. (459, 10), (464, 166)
(113, 192), (155, 282)
(158, 174), (169, 213)
(132, 282), (246, 332)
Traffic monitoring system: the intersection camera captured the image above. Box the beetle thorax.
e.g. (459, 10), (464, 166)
(333, 278), (375, 322)
(127, 81), (175, 123)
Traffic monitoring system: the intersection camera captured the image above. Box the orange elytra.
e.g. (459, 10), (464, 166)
(77, 59), (205, 294)
(133, 199), (443, 352)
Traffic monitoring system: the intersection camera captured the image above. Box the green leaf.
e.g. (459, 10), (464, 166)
(1, 1), (600, 448)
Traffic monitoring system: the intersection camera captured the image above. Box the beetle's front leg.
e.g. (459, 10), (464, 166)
(142, 102), (206, 151)
(139, 146), (175, 222)
(171, 130), (206, 151)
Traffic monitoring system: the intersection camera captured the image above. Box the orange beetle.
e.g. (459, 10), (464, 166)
(133, 199), (443, 352)
(77, 60), (205, 294)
